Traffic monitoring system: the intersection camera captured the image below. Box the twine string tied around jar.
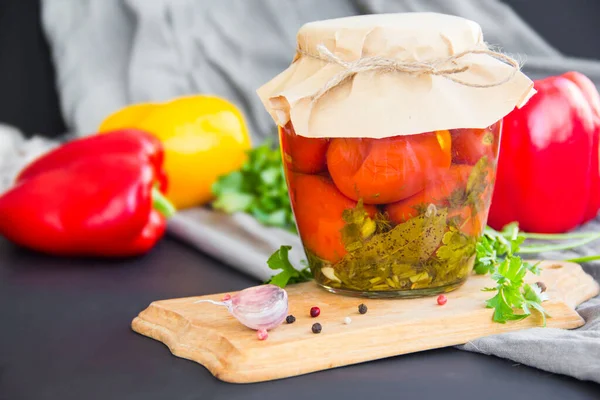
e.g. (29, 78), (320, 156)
(299, 43), (521, 105)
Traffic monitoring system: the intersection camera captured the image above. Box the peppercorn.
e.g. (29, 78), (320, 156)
(310, 306), (320, 318)
(286, 315), (296, 324)
(536, 281), (547, 293)
(358, 303), (368, 314)
(437, 294), (447, 306)
(312, 323), (322, 334)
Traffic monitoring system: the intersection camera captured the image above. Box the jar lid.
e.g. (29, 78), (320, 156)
(257, 13), (535, 138)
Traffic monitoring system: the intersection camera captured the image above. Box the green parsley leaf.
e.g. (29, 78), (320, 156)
(265, 245), (312, 288)
(474, 224), (526, 275)
(478, 223), (549, 324)
(523, 283), (551, 325)
(473, 235), (496, 275)
(212, 141), (297, 233)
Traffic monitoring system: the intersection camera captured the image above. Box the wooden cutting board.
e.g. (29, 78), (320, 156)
(132, 260), (598, 383)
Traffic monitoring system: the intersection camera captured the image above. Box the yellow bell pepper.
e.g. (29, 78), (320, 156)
(99, 95), (251, 209)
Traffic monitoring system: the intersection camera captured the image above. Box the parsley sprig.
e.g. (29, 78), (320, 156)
(265, 245), (311, 287)
(478, 233), (549, 324)
(475, 223), (549, 324)
(482, 258), (549, 325)
(475, 223), (600, 324)
(212, 141), (296, 233)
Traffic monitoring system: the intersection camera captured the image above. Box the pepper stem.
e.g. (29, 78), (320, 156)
(517, 233), (600, 254)
(566, 254), (600, 263)
(152, 187), (176, 218)
(515, 232), (598, 240)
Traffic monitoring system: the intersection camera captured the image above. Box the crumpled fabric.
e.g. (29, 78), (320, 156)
(41, 0), (600, 141)
(35, 0), (600, 383)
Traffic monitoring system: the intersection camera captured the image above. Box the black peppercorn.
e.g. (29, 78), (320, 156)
(312, 323), (322, 334)
(358, 303), (368, 314)
(536, 281), (547, 293)
(286, 315), (296, 324)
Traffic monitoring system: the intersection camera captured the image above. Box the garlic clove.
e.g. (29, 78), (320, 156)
(195, 284), (289, 331)
(230, 284), (288, 331)
(321, 267), (341, 282)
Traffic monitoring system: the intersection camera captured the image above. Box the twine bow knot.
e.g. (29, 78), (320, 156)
(300, 44), (520, 104)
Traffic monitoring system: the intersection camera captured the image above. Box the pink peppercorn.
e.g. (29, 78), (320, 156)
(221, 293), (232, 301)
(310, 306), (320, 318)
(437, 294), (447, 306)
(257, 329), (268, 340)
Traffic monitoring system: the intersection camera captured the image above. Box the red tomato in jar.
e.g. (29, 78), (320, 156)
(326, 131), (452, 205)
(279, 122), (329, 174)
(291, 173), (376, 263)
(451, 124), (500, 165)
(386, 165), (472, 223)
(385, 190), (429, 223)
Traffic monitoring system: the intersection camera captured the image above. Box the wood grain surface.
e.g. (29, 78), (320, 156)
(132, 260), (599, 383)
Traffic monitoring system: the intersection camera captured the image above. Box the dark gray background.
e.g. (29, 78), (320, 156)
(0, 1), (599, 399)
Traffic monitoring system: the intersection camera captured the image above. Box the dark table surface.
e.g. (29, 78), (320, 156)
(1, 235), (599, 400)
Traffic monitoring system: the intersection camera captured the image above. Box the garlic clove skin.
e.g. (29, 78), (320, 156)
(230, 284), (288, 331)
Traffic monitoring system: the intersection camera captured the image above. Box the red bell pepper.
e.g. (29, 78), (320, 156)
(0, 130), (174, 257)
(489, 71), (600, 233)
(16, 129), (168, 192)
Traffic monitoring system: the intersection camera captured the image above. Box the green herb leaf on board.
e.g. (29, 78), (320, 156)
(479, 224), (549, 324)
(265, 245), (312, 288)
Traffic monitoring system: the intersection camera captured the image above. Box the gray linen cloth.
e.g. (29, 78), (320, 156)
(38, 0), (600, 383)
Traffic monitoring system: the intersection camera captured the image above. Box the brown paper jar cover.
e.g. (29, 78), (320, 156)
(257, 12), (535, 139)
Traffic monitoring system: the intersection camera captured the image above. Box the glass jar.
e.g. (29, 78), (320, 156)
(258, 12), (535, 298)
(280, 121), (502, 298)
